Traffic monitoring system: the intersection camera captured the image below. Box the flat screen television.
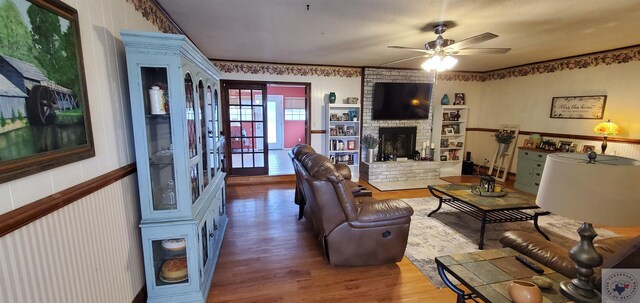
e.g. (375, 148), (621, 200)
(372, 82), (432, 120)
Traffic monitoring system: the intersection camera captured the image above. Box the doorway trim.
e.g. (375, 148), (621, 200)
(221, 80), (311, 175)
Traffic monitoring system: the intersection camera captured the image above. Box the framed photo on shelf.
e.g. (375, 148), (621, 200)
(444, 127), (455, 135)
(449, 140), (457, 148)
(342, 113), (350, 121)
(451, 124), (460, 134)
(330, 127), (337, 136)
(443, 112), (450, 121)
(347, 140), (355, 150)
(440, 155), (448, 161)
(345, 126), (355, 136)
(454, 93), (465, 105)
(335, 125), (344, 136)
(582, 145), (596, 153)
(557, 140), (573, 152)
(440, 138), (449, 148)
(456, 142), (464, 147)
(330, 113), (339, 121)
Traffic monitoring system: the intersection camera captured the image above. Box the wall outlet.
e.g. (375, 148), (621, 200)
(298, 138), (301, 142)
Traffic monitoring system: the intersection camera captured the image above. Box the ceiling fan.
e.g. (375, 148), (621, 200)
(383, 24), (511, 70)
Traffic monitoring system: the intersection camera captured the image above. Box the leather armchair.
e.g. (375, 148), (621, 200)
(291, 145), (414, 266)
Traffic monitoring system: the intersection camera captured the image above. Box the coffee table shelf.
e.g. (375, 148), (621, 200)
(428, 184), (550, 249)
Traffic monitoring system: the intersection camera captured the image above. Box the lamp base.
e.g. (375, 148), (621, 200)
(601, 136), (608, 154)
(559, 280), (601, 303)
(562, 222), (603, 303)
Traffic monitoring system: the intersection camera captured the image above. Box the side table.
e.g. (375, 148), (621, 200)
(435, 248), (571, 303)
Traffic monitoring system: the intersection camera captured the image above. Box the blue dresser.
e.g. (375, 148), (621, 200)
(122, 31), (227, 303)
(514, 148), (555, 194)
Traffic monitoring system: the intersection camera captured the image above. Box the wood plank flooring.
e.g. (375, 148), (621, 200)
(208, 182), (461, 302)
(208, 176), (638, 302)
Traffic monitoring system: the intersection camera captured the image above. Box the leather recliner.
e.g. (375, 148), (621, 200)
(290, 144), (371, 220)
(291, 144), (414, 266)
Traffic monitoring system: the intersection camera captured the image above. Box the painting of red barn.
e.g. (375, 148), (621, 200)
(0, 0), (93, 183)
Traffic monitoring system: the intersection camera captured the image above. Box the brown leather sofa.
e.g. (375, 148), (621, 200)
(290, 144), (414, 266)
(500, 231), (640, 289)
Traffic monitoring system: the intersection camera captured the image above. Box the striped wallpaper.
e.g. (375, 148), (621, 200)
(0, 175), (143, 303)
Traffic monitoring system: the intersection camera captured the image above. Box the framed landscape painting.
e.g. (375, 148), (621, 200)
(0, 0), (93, 183)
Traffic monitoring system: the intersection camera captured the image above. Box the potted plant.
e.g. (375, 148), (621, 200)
(494, 130), (515, 156)
(361, 134), (379, 163)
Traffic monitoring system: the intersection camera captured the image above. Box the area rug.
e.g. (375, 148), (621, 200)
(368, 179), (450, 191)
(402, 197), (620, 288)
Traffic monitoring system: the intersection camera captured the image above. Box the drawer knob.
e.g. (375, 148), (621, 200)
(537, 164), (541, 167)
(537, 154), (542, 158)
(525, 152), (529, 155)
(534, 182), (540, 186)
(536, 173), (541, 176)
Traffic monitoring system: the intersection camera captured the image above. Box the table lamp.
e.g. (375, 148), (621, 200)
(536, 153), (640, 303)
(593, 120), (619, 154)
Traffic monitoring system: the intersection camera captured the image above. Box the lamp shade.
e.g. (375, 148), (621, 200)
(593, 120), (620, 136)
(536, 153), (640, 226)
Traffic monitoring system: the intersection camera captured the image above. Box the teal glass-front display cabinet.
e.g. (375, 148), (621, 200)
(122, 31), (227, 303)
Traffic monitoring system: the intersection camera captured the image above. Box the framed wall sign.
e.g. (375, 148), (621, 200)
(550, 95), (607, 119)
(0, 0), (94, 183)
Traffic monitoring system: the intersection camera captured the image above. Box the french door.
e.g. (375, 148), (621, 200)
(222, 82), (268, 175)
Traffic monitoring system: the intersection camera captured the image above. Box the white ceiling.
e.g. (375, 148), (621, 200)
(157, 0), (640, 72)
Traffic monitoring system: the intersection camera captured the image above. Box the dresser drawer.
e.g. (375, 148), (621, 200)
(519, 149), (548, 161)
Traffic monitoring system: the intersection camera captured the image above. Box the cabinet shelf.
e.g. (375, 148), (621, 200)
(327, 100), (361, 179)
(434, 103), (468, 177)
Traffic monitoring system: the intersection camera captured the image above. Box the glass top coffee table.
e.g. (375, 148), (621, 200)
(435, 248), (571, 303)
(428, 184), (550, 249)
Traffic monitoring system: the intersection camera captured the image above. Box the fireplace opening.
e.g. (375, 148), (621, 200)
(378, 127), (417, 160)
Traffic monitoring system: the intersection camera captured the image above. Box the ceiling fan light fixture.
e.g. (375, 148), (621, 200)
(421, 54), (457, 72)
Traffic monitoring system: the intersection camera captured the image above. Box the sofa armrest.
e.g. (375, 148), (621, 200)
(334, 164), (352, 180)
(500, 231), (576, 278)
(354, 199), (413, 225)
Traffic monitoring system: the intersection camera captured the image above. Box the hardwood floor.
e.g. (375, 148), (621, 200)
(208, 176), (638, 302)
(208, 182), (461, 302)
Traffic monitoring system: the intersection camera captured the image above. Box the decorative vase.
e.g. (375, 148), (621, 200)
(328, 92), (337, 104)
(367, 148), (376, 163)
(497, 143), (510, 157)
(440, 94), (450, 105)
(508, 280), (543, 303)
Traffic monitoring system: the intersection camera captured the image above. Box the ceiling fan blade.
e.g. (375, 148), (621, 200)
(388, 45), (431, 53)
(446, 32), (498, 51)
(450, 48), (511, 55)
(380, 54), (427, 66)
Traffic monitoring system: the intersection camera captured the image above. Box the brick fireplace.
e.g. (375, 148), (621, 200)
(358, 67), (440, 182)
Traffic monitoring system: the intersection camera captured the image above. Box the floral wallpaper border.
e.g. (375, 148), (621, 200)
(126, 0), (182, 34)
(213, 61), (362, 78)
(441, 46), (640, 82)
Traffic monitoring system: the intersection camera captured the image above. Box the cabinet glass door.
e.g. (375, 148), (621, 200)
(185, 74), (200, 203)
(197, 81), (210, 189)
(206, 85), (217, 179)
(152, 237), (188, 286)
(142, 67), (177, 212)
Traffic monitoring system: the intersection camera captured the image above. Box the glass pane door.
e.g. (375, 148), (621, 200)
(184, 74), (200, 203)
(141, 67), (177, 212)
(225, 84), (268, 175)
